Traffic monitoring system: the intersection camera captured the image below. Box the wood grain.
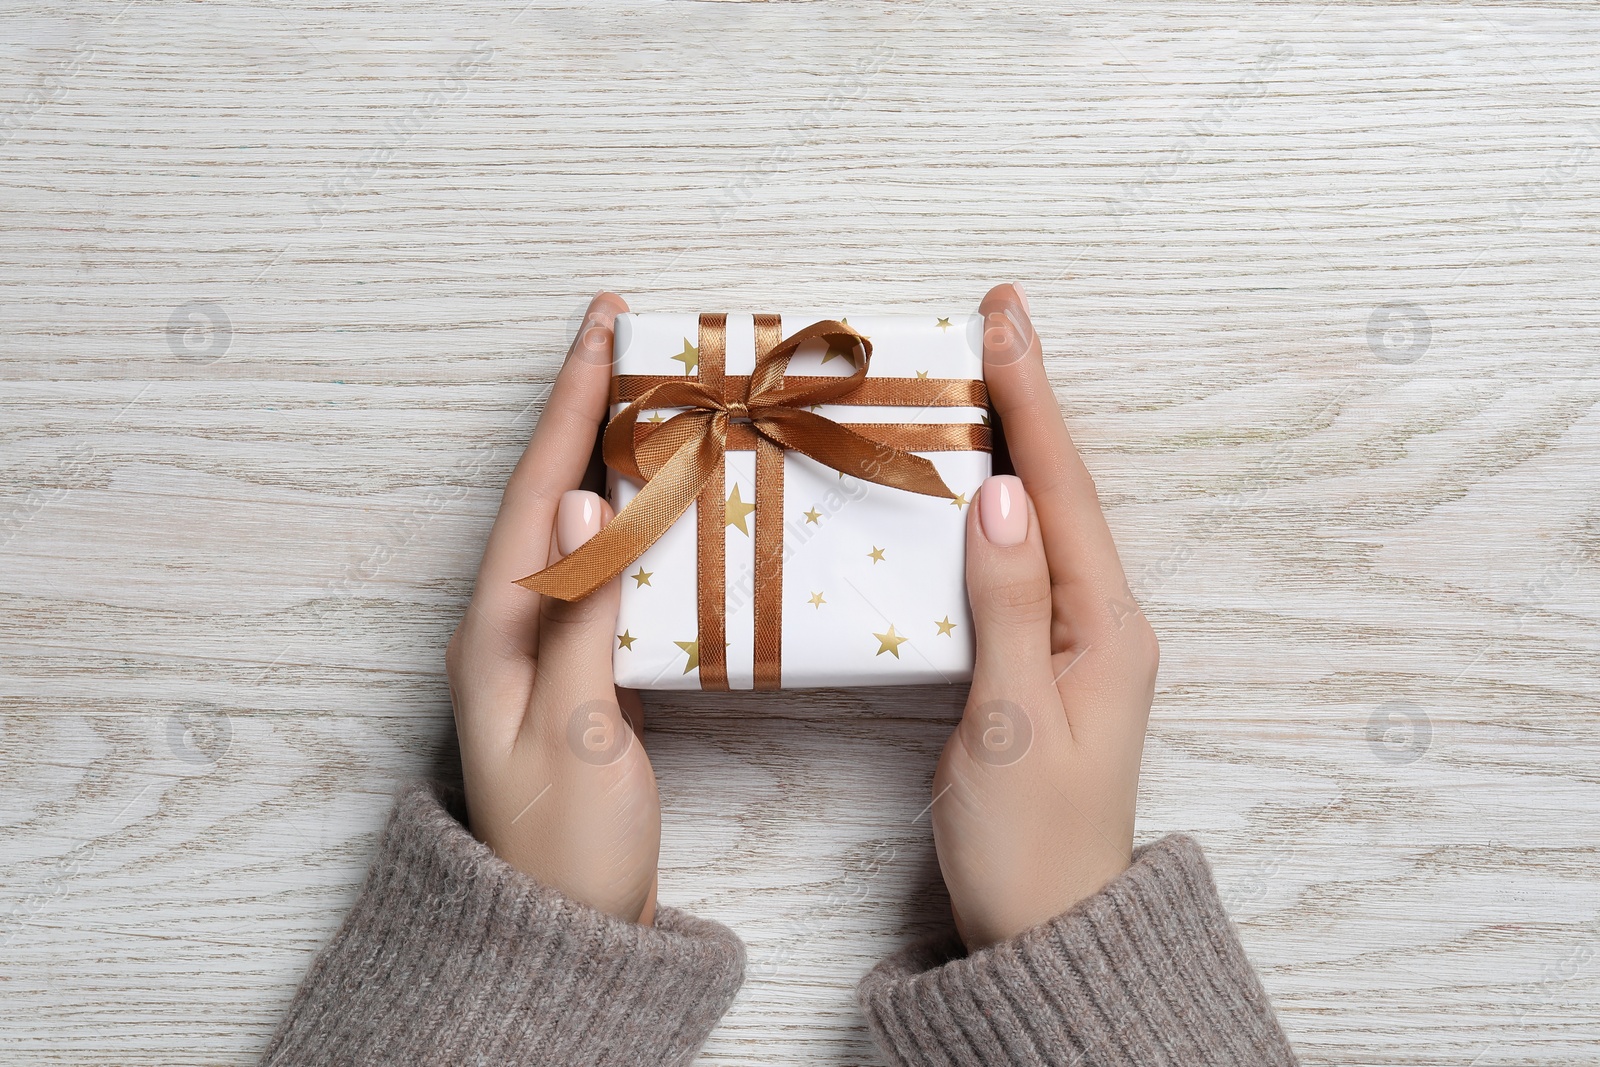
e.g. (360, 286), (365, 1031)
(2, 2), (1598, 1063)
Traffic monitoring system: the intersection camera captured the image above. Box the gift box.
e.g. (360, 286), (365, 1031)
(520, 310), (992, 690)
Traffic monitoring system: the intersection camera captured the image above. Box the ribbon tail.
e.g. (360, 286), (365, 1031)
(757, 408), (957, 499)
(515, 426), (725, 601)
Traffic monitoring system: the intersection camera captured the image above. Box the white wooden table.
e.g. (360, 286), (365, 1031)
(3, 2), (1597, 1063)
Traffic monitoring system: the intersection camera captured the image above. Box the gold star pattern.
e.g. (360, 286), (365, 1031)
(646, 412), (665, 424)
(934, 616), (957, 637)
(867, 546), (886, 564)
(803, 506), (822, 524)
(950, 493), (968, 509)
(725, 484), (757, 535)
(915, 370), (929, 379)
(822, 318), (867, 365)
(672, 339), (699, 374)
(674, 639), (699, 673)
(936, 317), (953, 332)
(822, 337), (859, 365)
(617, 630), (637, 650)
(980, 413), (990, 427)
(874, 624), (909, 658)
(630, 567), (653, 587)
(808, 591), (826, 608)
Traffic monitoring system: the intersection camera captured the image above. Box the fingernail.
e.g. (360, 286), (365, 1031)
(978, 475), (1027, 547)
(1003, 306), (1032, 345)
(556, 490), (603, 557)
(1012, 282), (1030, 314)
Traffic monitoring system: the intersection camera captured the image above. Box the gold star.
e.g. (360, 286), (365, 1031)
(803, 506), (822, 524)
(822, 338), (859, 365)
(867, 546), (886, 564)
(630, 567), (653, 587)
(980, 413), (990, 427)
(915, 370), (929, 379)
(617, 630), (637, 650)
(934, 616), (956, 637)
(873, 624), (909, 658)
(822, 319), (867, 363)
(936, 317), (952, 332)
(808, 591), (826, 608)
(672, 339), (699, 374)
(674, 639), (699, 673)
(725, 484), (757, 535)
(646, 412), (665, 424)
(950, 493), (968, 509)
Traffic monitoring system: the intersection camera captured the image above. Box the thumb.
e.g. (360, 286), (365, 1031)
(966, 475), (1056, 694)
(535, 490), (621, 697)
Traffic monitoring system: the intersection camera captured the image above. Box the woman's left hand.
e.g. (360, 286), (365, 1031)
(446, 291), (661, 925)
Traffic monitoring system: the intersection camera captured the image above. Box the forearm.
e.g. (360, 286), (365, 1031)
(859, 835), (1298, 1067)
(262, 781), (743, 1067)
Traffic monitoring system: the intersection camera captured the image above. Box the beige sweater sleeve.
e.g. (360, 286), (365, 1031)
(260, 781), (745, 1067)
(264, 785), (1296, 1066)
(857, 835), (1300, 1067)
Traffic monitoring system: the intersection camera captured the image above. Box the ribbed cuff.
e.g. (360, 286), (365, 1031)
(262, 781), (745, 1067)
(859, 835), (1298, 1067)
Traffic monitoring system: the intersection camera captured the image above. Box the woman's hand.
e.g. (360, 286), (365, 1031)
(445, 291), (660, 925)
(932, 283), (1159, 951)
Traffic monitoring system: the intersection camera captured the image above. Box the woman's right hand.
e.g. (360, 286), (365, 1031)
(932, 283), (1160, 951)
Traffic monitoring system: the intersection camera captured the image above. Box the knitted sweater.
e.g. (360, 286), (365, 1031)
(262, 782), (1297, 1066)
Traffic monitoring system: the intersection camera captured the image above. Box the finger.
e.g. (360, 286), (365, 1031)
(533, 491), (623, 702)
(961, 476), (1067, 754)
(979, 283), (1134, 647)
(470, 292), (628, 660)
(617, 685), (645, 738)
(457, 491), (621, 750)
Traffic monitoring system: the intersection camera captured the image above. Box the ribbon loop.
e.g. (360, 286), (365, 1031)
(517, 318), (958, 605)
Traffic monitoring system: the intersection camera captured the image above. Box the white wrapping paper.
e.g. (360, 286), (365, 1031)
(607, 312), (990, 690)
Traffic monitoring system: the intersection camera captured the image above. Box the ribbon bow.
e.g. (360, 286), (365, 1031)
(517, 319), (956, 602)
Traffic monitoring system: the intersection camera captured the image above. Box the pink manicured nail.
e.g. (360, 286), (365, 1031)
(1005, 306), (1037, 352)
(1012, 282), (1030, 314)
(978, 475), (1027, 547)
(556, 490), (603, 557)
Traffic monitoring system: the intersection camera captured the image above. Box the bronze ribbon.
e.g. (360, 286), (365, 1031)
(516, 315), (990, 690)
(697, 315), (728, 689)
(751, 314), (784, 690)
